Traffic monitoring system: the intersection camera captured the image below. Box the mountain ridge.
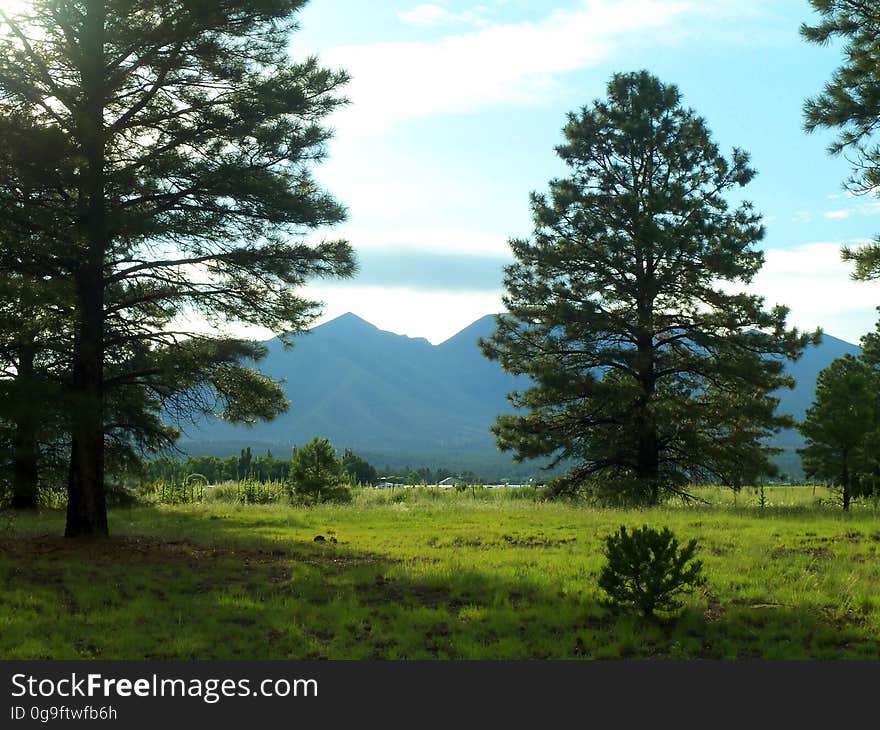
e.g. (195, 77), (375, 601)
(179, 312), (861, 476)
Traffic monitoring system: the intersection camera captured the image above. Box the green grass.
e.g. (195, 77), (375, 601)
(2, 486), (880, 659)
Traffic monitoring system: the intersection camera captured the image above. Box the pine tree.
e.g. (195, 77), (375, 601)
(289, 437), (349, 504)
(802, 0), (880, 277)
(798, 355), (880, 511)
(0, 1), (355, 535)
(0, 275), (69, 508)
(0, 117), (75, 508)
(480, 71), (814, 504)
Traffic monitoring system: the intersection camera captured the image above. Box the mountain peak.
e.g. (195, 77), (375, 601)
(333, 311), (373, 325)
(189, 311), (859, 478)
(315, 312), (378, 333)
(438, 314), (501, 349)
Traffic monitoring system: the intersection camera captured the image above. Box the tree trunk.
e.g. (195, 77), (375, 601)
(637, 413), (660, 503)
(635, 329), (660, 503)
(65, 286), (107, 536)
(65, 2), (108, 538)
(11, 337), (39, 510)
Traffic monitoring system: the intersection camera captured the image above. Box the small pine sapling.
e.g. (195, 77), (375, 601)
(598, 525), (705, 618)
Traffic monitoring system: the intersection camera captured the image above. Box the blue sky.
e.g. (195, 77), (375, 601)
(282, 0), (880, 344)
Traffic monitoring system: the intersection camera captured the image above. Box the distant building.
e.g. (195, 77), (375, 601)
(377, 477), (405, 489)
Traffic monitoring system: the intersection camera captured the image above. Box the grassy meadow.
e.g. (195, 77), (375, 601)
(2, 485), (880, 660)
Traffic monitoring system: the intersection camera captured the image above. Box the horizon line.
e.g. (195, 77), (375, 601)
(296, 311), (860, 350)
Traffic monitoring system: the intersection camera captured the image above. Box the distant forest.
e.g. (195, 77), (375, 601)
(150, 441), (804, 486)
(149, 443), (563, 485)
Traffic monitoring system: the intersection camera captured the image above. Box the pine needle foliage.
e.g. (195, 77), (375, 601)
(803, 0), (880, 278)
(598, 524), (705, 618)
(481, 71), (814, 504)
(0, 1), (355, 535)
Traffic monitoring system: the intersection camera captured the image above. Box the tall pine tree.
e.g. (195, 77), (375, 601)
(0, 1), (355, 535)
(481, 71), (814, 504)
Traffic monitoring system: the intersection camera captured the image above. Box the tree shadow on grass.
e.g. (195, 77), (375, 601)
(1, 506), (878, 660)
(654, 598), (880, 659)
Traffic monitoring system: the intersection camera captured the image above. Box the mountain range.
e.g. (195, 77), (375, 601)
(179, 312), (860, 477)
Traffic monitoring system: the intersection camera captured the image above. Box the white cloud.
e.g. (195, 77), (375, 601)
(180, 242), (880, 349)
(312, 126), (536, 251)
(825, 200), (880, 220)
(178, 286), (505, 346)
(324, 0), (692, 136)
(326, 225), (512, 257)
(306, 285), (504, 344)
(748, 242), (880, 343)
(399, 4), (451, 26)
(313, 242), (880, 346)
(398, 3), (492, 27)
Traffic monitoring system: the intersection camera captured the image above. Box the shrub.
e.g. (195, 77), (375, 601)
(598, 525), (705, 618)
(289, 438), (352, 505)
(208, 480), (284, 505)
(142, 477), (205, 505)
